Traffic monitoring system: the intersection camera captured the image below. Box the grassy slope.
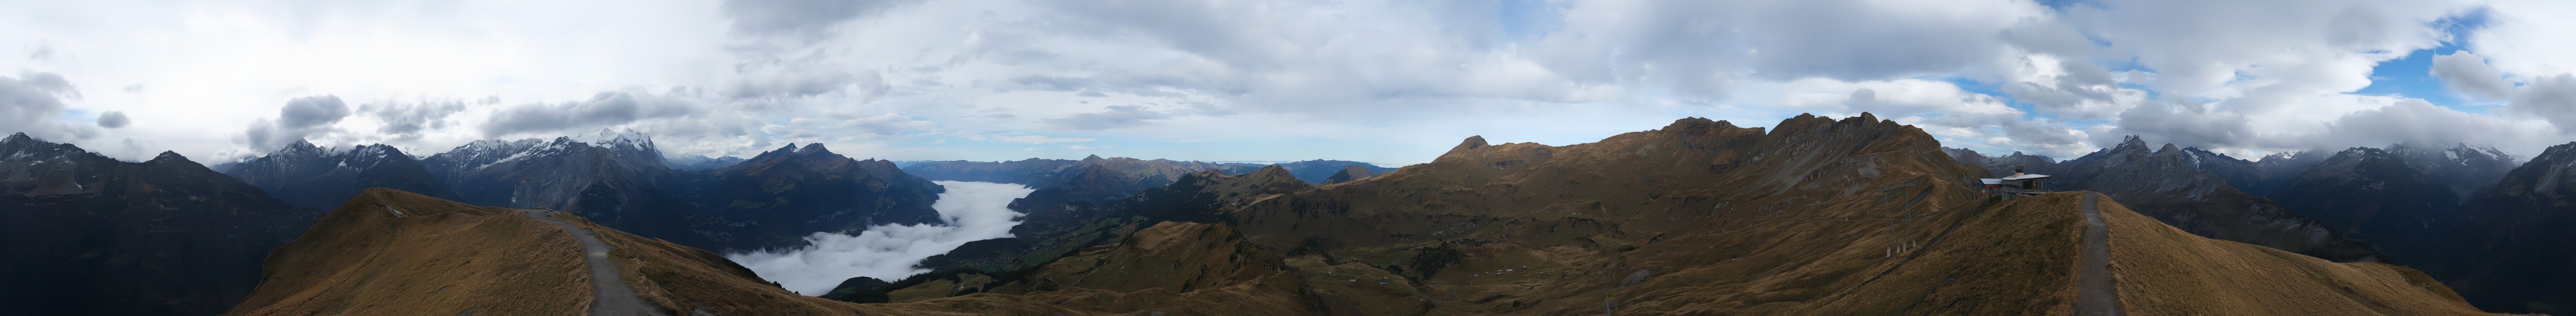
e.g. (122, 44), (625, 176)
(2095, 193), (2514, 316)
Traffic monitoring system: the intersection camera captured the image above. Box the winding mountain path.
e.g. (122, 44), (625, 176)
(520, 209), (657, 316)
(2077, 193), (2123, 316)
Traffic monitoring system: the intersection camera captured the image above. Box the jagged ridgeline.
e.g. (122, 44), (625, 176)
(796, 115), (2504, 315)
(24, 114), (2517, 315)
(218, 130), (946, 256)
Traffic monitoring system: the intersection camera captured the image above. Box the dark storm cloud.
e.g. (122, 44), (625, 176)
(276, 95), (350, 129)
(480, 90), (700, 137)
(94, 110), (128, 128)
(720, 0), (927, 36)
(1042, 105), (1173, 131)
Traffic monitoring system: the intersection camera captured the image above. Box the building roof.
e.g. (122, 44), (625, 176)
(2001, 174), (2052, 181)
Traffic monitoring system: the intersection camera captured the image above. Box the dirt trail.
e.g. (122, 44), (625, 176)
(520, 209), (658, 316)
(2078, 193), (2123, 316)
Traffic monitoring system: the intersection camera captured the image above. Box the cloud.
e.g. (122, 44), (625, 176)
(726, 181), (1035, 295)
(721, 0), (926, 36)
(239, 95), (360, 151)
(480, 89), (701, 138)
(1043, 105), (1172, 131)
(2510, 75), (2576, 132)
(358, 100), (470, 138)
(94, 110), (128, 128)
(2001, 59), (2147, 120)
(963, 133), (1094, 144)
(2104, 99), (2255, 151)
(2431, 51), (2514, 100)
(728, 65), (883, 102)
(2464, 1), (2576, 77)
(0, 72), (94, 140)
(276, 95), (351, 129)
(2301, 98), (2558, 150)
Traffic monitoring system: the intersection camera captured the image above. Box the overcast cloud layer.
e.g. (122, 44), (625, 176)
(5, 0), (2576, 163)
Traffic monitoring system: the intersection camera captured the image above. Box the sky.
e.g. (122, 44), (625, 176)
(6, 0), (2576, 165)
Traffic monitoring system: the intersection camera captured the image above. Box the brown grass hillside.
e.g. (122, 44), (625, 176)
(2091, 193), (2515, 315)
(230, 115), (2519, 316)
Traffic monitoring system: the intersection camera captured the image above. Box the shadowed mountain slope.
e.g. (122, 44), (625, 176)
(662, 143), (943, 251)
(2044, 137), (2382, 262)
(1, 132), (314, 316)
(224, 140), (456, 210)
(2416, 142), (2576, 314)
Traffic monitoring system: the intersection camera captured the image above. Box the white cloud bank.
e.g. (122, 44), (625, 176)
(724, 181), (1037, 295)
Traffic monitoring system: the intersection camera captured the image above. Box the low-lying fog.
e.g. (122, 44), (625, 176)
(726, 181), (1037, 295)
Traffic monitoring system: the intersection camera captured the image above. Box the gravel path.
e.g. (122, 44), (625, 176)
(2077, 193), (2123, 316)
(520, 209), (658, 316)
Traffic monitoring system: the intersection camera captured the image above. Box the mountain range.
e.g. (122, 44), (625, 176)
(215, 116), (2514, 315)
(1, 133), (315, 316)
(13, 114), (2576, 314)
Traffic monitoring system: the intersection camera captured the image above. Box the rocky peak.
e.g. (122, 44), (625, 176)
(795, 143), (833, 156)
(3, 132), (28, 144)
(271, 139), (330, 158)
(1241, 164), (1297, 182)
(566, 128), (655, 150)
(1453, 135), (1488, 152)
(1083, 154), (1104, 161)
(148, 151), (192, 164)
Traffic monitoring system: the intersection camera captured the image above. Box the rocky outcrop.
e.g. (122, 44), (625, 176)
(0, 133), (314, 316)
(224, 140), (457, 210)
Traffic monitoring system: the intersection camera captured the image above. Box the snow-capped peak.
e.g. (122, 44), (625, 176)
(567, 128), (654, 150)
